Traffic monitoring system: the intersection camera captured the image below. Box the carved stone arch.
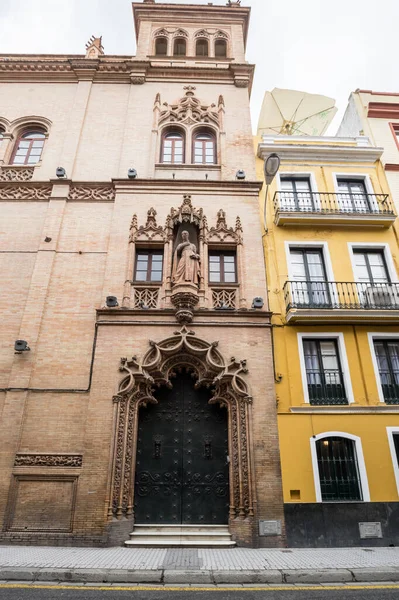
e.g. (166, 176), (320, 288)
(194, 29), (210, 38)
(159, 87), (220, 128)
(173, 28), (188, 38)
(10, 115), (52, 137)
(154, 27), (169, 38)
(109, 326), (254, 531)
(215, 30), (229, 39)
(0, 117), (11, 134)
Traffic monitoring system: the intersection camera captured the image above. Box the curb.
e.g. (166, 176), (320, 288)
(1, 567), (399, 584)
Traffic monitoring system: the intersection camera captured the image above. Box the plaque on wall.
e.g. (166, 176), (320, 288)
(259, 520), (282, 537)
(359, 522), (383, 539)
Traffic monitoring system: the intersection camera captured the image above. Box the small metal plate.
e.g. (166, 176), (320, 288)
(259, 520), (282, 536)
(359, 522), (383, 539)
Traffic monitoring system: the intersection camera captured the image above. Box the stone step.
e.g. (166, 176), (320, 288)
(125, 539), (236, 547)
(125, 524), (236, 547)
(132, 524), (230, 533)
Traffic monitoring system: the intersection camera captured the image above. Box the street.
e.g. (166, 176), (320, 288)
(0, 585), (399, 599)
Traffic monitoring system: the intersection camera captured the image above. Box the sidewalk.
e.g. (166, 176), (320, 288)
(0, 546), (399, 584)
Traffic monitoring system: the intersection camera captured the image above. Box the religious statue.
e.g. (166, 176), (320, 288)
(172, 230), (200, 285)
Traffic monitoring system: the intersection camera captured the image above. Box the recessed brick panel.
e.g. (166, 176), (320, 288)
(8, 476), (77, 532)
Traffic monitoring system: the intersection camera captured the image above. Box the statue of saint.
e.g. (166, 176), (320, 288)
(172, 230), (200, 285)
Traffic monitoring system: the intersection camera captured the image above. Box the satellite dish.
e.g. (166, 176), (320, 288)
(257, 88), (337, 137)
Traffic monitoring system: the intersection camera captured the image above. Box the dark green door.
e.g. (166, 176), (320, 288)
(134, 371), (229, 524)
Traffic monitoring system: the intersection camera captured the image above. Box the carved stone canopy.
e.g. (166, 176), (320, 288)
(111, 327), (254, 521)
(130, 207), (167, 243)
(158, 87), (220, 127)
(206, 209), (243, 245)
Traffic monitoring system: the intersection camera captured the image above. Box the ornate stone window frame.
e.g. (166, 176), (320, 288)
(152, 87), (225, 170)
(122, 197), (245, 312)
(108, 326), (255, 541)
(0, 116), (51, 174)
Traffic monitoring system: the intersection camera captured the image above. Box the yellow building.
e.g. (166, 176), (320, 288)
(256, 131), (399, 547)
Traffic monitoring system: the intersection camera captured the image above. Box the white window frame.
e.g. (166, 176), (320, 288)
(310, 431), (370, 502)
(276, 171), (320, 209)
(332, 172), (377, 211)
(285, 241), (334, 282)
(297, 332), (355, 405)
(368, 332), (399, 404)
(386, 427), (399, 497)
(348, 242), (398, 284)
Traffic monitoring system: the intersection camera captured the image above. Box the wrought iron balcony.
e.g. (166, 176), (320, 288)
(273, 191), (396, 227)
(284, 280), (399, 323)
(306, 374), (348, 406)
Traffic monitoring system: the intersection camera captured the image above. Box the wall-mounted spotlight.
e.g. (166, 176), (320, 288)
(128, 168), (138, 179)
(236, 169), (246, 180)
(251, 297), (264, 309)
(14, 340), (30, 353)
(56, 167), (67, 178)
(106, 296), (119, 308)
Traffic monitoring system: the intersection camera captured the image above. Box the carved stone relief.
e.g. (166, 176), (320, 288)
(109, 326), (254, 523)
(158, 87), (220, 127)
(14, 454), (83, 468)
(0, 185), (52, 200)
(68, 185), (115, 201)
(0, 167), (34, 182)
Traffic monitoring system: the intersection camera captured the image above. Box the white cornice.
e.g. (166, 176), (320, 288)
(258, 136), (383, 164)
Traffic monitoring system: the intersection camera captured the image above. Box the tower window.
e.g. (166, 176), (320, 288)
(173, 38), (186, 56)
(196, 39), (209, 57)
(215, 39), (227, 58)
(155, 37), (168, 56)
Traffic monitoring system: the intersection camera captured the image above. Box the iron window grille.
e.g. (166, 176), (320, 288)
(209, 252), (237, 284)
(303, 339), (348, 405)
(316, 437), (362, 501)
(374, 339), (399, 404)
(134, 250), (164, 283)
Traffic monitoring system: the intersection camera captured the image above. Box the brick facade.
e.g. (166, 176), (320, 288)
(0, 1), (285, 547)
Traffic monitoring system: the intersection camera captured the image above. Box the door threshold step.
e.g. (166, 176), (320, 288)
(129, 531), (232, 537)
(133, 525), (229, 530)
(125, 540), (236, 547)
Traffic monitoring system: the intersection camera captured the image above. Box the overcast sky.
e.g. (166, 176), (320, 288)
(1, 0), (398, 134)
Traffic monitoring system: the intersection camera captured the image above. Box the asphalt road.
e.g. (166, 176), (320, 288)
(1, 585), (399, 600)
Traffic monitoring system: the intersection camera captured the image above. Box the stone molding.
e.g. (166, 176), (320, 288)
(109, 326), (254, 523)
(0, 167), (34, 182)
(68, 184), (115, 201)
(158, 86), (221, 128)
(0, 184), (52, 200)
(14, 454), (83, 468)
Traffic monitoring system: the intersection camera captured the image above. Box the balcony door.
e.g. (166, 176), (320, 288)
(352, 249), (394, 307)
(280, 177), (313, 211)
(290, 248), (330, 307)
(337, 179), (370, 212)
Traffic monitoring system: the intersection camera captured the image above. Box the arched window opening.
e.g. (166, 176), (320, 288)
(12, 130), (46, 165)
(193, 131), (216, 164)
(196, 39), (209, 57)
(155, 37), (168, 56)
(161, 130), (185, 164)
(173, 38), (186, 56)
(316, 437), (362, 501)
(215, 39), (227, 58)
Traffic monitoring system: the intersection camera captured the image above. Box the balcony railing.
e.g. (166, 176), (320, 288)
(273, 191), (395, 223)
(284, 281), (399, 311)
(306, 373), (348, 405)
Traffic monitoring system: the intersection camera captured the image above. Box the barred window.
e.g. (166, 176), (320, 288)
(374, 339), (399, 404)
(303, 339), (347, 405)
(316, 437), (362, 501)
